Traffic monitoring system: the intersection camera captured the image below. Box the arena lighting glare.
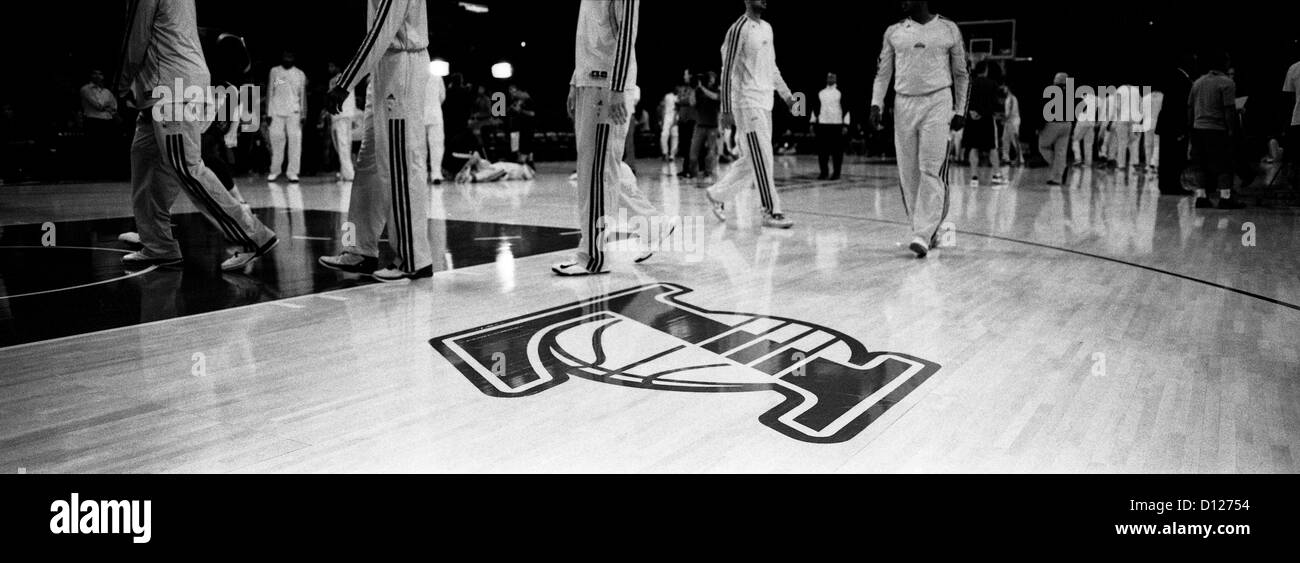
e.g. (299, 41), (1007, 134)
(458, 2), (489, 13)
(430, 59), (450, 77)
(491, 62), (513, 80)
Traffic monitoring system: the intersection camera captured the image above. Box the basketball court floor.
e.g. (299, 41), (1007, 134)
(1, 156), (1297, 473)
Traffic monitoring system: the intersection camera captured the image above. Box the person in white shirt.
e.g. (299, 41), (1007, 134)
(1071, 90), (1098, 167)
(1039, 73), (1074, 185)
(320, 0), (435, 283)
(1109, 84), (1141, 169)
(116, 0), (277, 271)
(704, 0), (798, 230)
(266, 51), (307, 182)
(326, 62), (359, 182)
(1283, 58), (1300, 184)
(660, 90), (678, 161)
(811, 72), (850, 180)
(554, 0), (667, 276)
(999, 84), (1022, 166)
(870, 0), (969, 258)
(1139, 89), (1163, 173)
(425, 69), (447, 184)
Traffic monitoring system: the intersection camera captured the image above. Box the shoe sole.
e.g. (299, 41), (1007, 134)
(123, 257), (183, 269)
(318, 256), (377, 275)
(704, 192), (726, 222)
(909, 242), (929, 259)
(373, 265), (435, 283)
(222, 237), (280, 272)
(552, 265), (611, 277)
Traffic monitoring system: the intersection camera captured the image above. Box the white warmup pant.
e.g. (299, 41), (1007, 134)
(660, 120), (678, 158)
(892, 89), (953, 243)
(343, 50), (432, 274)
(573, 86), (662, 272)
(1110, 122), (1136, 167)
(427, 121), (445, 181)
(1072, 123), (1096, 165)
(132, 108), (276, 259)
(269, 114), (303, 177)
(331, 116), (355, 181)
(1144, 131), (1160, 168)
(706, 106), (781, 216)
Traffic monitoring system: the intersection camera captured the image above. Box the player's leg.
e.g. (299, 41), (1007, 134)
(556, 86), (613, 276)
(157, 112), (278, 270)
(893, 96), (921, 231)
(704, 118), (756, 222)
(428, 122), (445, 183)
(333, 118), (355, 181)
(268, 115), (287, 179)
(286, 114), (303, 181)
(125, 114), (184, 267)
(746, 109), (789, 228)
(320, 94), (383, 274)
(910, 92), (954, 255)
(373, 52), (434, 281)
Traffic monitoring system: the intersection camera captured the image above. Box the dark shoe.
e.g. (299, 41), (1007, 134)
(829, 174), (841, 181)
(373, 264), (434, 283)
(817, 173), (829, 181)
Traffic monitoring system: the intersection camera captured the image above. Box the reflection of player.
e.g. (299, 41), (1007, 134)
(453, 152), (535, 183)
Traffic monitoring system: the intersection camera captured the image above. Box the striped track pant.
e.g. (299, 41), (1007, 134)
(705, 106), (781, 216)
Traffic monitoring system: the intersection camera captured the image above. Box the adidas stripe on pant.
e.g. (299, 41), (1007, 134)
(705, 106), (781, 216)
(893, 88), (953, 243)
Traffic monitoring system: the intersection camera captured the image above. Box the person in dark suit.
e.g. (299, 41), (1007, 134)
(1156, 52), (1197, 195)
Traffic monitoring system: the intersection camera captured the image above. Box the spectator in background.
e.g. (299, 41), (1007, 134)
(1072, 89), (1098, 167)
(471, 84), (498, 159)
(964, 61), (1005, 187)
(676, 69), (698, 178)
(1189, 51), (1244, 209)
(624, 91), (644, 173)
(267, 50), (307, 182)
(1038, 72), (1074, 186)
(80, 69), (121, 179)
(507, 83), (535, 164)
(660, 89), (679, 162)
(691, 71), (722, 183)
(811, 72), (849, 181)
(1157, 52), (1196, 194)
(1140, 89), (1163, 173)
(1285, 52), (1300, 185)
(327, 61), (358, 182)
(425, 67), (446, 184)
(999, 83), (1022, 166)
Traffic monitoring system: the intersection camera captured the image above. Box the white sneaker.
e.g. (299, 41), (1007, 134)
(221, 237), (279, 272)
(762, 213), (794, 229)
(267, 174), (279, 182)
(991, 174), (1008, 186)
(118, 232), (142, 245)
(552, 262), (609, 277)
(705, 191), (726, 222)
(287, 174), (300, 183)
(372, 264), (434, 283)
(635, 223), (678, 264)
(908, 237), (929, 259)
(969, 177), (979, 187)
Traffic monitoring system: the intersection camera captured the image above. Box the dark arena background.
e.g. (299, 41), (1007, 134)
(0, 0), (1297, 553)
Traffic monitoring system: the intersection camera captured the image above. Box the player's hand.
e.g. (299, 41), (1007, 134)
(567, 85), (577, 120)
(721, 112), (735, 130)
(870, 105), (883, 131)
(950, 115), (966, 131)
(326, 86), (350, 115)
(609, 90), (628, 125)
(968, 110), (982, 121)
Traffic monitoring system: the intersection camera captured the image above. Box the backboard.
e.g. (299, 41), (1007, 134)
(957, 19), (1018, 62)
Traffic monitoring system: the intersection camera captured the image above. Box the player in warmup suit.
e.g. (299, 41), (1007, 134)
(704, 0), (797, 230)
(320, 0), (434, 282)
(554, 0), (670, 276)
(117, 0), (278, 271)
(266, 51), (307, 182)
(870, 0), (969, 258)
(426, 69), (447, 185)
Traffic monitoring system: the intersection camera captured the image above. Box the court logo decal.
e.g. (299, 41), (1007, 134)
(431, 284), (940, 444)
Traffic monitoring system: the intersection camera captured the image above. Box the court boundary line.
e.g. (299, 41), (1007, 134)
(792, 209), (1300, 312)
(0, 246), (159, 301)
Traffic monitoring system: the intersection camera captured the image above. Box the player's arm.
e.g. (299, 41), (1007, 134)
(115, 0), (159, 97)
(870, 26), (896, 129)
(607, 0), (639, 125)
(331, 0), (412, 112)
(299, 71), (308, 118)
(720, 20), (745, 127)
(947, 20), (970, 129)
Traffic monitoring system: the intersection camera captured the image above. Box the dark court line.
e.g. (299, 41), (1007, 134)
(791, 209), (1300, 313)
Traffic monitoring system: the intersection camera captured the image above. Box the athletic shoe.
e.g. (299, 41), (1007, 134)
(552, 262), (610, 277)
(1217, 198), (1246, 210)
(267, 174), (279, 182)
(318, 252), (378, 275)
(908, 237), (929, 259)
(817, 173), (829, 181)
(1046, 180), (1062, 186)
(705, 191), (726, 222)
(635, 223), (678, 264)
(991, 174), (1008, 186)
(1194, 197), (1215, 209)
(969, 177), (979, 187)
(122, 252), (182, 269)
(287, 174), (300, 183)
(118, 232), (142, 246)
(763, 213), (794, 229)
(373, 264), (434, 283)
(221, 237), (279, 272)
(829, 173), (841, 181)
(432, 178), (443, 186)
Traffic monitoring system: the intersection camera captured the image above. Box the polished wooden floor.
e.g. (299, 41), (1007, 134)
(1, 157), (1297, 473)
